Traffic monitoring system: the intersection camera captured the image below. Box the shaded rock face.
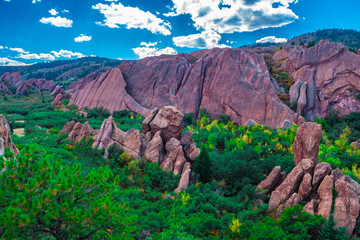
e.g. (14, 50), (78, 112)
(67, 48), (294, 128)
(293, 122), (322, 165)
(273, 40), (360, 120)
(0, 114), (19, 156)
(317, 175), (334, 220)
(257, 166), (283, 193)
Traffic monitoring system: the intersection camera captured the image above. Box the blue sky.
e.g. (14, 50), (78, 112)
(0, 0), (359, 65)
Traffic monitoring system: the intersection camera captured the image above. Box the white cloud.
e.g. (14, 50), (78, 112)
(133, 42), (177, 59)
(32, 0), (41, 3)
(18, 53), (55, 61)
(167, 0), (299, 34)
(9, 47), (29, 54)
(117, 57), (123, 60)
(173, 30), (229, 49)
(62, 9), (69, 13)
(0, 57), (27, 66)
(51, 49), (85, 58)
(92, 3), (171, 35)
(0, 46), (4, 50)
(75, 34), (92, 42)
(49, 9), (59, 16)
(256, 36), (287, 44)
(140, 42), (158, 47)
(39, 16), (73, 28)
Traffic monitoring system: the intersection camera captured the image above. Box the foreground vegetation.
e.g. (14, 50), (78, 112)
(1, 93), (359, 239)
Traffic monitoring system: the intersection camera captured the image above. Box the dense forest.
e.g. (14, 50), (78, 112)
(1, 92), (360, 239)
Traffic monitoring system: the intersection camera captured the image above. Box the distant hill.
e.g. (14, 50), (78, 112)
(285, 29), (360, 51)
(0, 57), (122, 85)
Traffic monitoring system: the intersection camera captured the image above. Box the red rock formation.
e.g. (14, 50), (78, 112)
(293, 122), (322, 165)
(69, 48), (294, 128)
(317, 175), (334, 220)
(0, 114), (19, 155)
(26, 78), (56, 92)
(257, 166), (283, 193)
(70, 68), (149, 116)
(274, 40), (360, 120)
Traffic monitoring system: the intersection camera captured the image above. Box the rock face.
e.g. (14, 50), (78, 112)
(60, 106), (199, 193)
(26, 78), (56, 92)
(68, 48), (294, 128)
(260, 119), (360, 237)
(293, 122), (322, 165)
(273, 40), (360, 120)
(70, 68), (149, 116)
(0, 114), (19, 155)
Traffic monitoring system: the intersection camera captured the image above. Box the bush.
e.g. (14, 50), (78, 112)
(113, 109), (131, 119)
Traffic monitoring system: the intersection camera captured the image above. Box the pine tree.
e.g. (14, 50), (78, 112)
(318, 215), (348, 240)
(194, 146), (212, 183)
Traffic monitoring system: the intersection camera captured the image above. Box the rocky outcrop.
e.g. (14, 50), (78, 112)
(293, 122), (322, 165)
(60, 121), (96, 142)
(26, 78), (56, 92)
(0, 72), (56, 95)
(273, 40), (360, 120)
(260, 121), (360, 237)
(67, 48), (294, 128)
(268, 159), (314, 212)
(60, 106), (199, 192)
(0, 114), (19, 155)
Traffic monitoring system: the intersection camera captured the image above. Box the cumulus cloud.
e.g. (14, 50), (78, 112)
(167, 0), (299, 33)
(92, 3), (171, 35)
(9, 47), (29, 54)
(133, 42), (177, 59)
(256, 36), (287, 44)
(18, 53), (55, 61)
(51, 49), (85, 58)
(0, 57), (27, 66)
(39, 16), (73, 28)
(0, 46), (4, 49)
(173, 30), (229, 49)
(75, 34), (92, 42)
(32, 0), (41, 3)
(49, 9), (58, 16)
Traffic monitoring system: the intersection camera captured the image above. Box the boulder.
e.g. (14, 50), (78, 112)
(0, 114), (19, 155)
(245, 119), (257, 127)
(60, 121), (76, 135)
(180, 130), (193, 146)
(276, 193), (301, 218)
(317, 175), (334, 220)
(257, 166), (282, 192)
(281, 120), (292, 129)
(144, 131), (164, 163)
(175, 166), (191, 193)
(268, 159), (314, 212)
(332, 169), (346, 182)
(298, 173), (312, 201)
(149, 106), (184, 142)
(334, 179), (360, 236)
(312, 162), (332, 189)
(293, 122), (322, 165)
(67, 122), (96, 142)
(142, 107), (158, 135)
(303, 199), (316, 216)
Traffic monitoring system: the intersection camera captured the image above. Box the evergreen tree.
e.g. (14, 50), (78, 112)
(194, 146), (212, 183)
(318, 215), (348, 240)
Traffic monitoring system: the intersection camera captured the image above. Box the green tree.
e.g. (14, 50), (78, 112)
(194, 146), (212, 183)
(318, 215), (348, 240)
(0, 150), (136, 239)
